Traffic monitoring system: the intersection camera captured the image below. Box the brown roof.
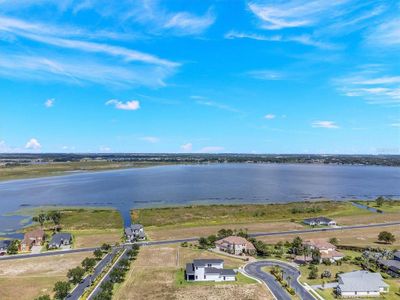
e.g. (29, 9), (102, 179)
(215, 236), (255, 250)
(321, 250), (345, 259)
(304, 239), (336, 250)
(24, 229), (45, 240)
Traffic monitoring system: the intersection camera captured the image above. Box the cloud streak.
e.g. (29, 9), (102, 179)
(312, 121), (339, 129)
(106, 99), (140, 110)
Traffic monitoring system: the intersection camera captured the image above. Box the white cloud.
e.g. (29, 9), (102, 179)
(198, 146), (224, 153)
(390, 123), (400, 128)
(0, 140), (9, 152)
(128, 2), (215, 36)
(248, 1), (354, 30)
(312, 121), (339, 129)
(366, 18), (400, 47)
(105, 99), (140, 110)
(164, 11), (215, 35)
(0, 16), (178, 87)
(25, 138), (42, 150)
(140, 136), (159, 143)
(264, 114), (276, 119)
(335, 66), (400, 105)
(44, 98), (55, 108)
(225, 30), (334, 49)
(180, 142), (193, 152)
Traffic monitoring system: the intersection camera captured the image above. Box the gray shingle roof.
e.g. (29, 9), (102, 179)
(186, 263), (195, 275)
(49, 233), (72, 245)
(0, 240), (11, 249)
(193, 259), (223, 267)
(338, 271), (388, 292)
(130, 224), (143, 230)
(303, 217), (333, 223)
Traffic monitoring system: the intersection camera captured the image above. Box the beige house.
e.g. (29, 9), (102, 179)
(301, 239), (344, 262)
(215, 236), (256, 255)
(19, 229), (45, 251)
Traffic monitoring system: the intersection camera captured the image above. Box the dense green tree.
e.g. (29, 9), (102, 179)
(94, 249), (103, 260)
(53, 281), (71, 300)
(118, 258), (130, 270)
(82, 257), (97, 272)
(378, 231), (395, 244)
(308, 265), (318, 279)
(7, 240), (19, 255)
(207, 235), (217, 247)
(110, 267), (125, 283)
(198, 237), (209, 249)
(376, 196), (385, 207)
(101, 243), (111, 252)
(329, 237), (338, 245)
(67, 266), (85, 284)
(311, 249), (321, 264)
(48, 211), (61, 225)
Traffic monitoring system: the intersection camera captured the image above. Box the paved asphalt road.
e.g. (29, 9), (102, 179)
(244, 260), (315, 300)
(67, 248), (120, 300)
(1, 220), (400, 262)
(88, 247), (129, 299)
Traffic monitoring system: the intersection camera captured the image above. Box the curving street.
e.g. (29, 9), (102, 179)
(244, 260), (315, 300)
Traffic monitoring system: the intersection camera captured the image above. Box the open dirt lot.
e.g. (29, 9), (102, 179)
(257, 225), (400, 249)
(73, 229), (122, 248)
(113, 245), (273, 300)
(0, 252), (89, 300)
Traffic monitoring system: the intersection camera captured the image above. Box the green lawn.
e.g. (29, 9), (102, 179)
(299, 263), (362, 285)
(22, 207), (123, 231)
(132, 201), (370, 228)
(174, 269), (257, 287)
(354, 200), (400, 213)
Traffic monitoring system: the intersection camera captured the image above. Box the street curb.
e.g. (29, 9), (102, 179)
(242, 262), (278, 300)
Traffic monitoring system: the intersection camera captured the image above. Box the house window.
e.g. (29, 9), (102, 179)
(207, 264), (211, 267)
(196, 267), (198, 270)
(195, 276), (198, 279)
(204, 275), (206, 279)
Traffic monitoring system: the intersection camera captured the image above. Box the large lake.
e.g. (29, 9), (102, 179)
(0, 163), (399, 233)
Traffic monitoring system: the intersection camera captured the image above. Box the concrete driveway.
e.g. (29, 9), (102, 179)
(31, 245), (42, 254)
(244, 260), (316, 300)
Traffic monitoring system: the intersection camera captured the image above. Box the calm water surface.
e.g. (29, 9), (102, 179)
(0, 163), (399, 233)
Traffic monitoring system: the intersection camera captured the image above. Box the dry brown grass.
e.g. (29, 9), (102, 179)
(335, 212), (400, 225)
(257, 225), (400, 249)
(113, 245), (273, 300)
(0, 252), (90, 300)
(73, 230), (122, 248)
(146, 221), (305, 241)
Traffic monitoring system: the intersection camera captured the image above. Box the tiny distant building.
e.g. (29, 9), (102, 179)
(336, 271), (389, 297)
(303, 217), (336, 227)
(0, 240), (11, 255)
(185, 259), (236, 282)
(125, 224), (145, 242)
(48, 233), (73, 249)
(20, 229), (45, 251)
(215, 236), (256, 256)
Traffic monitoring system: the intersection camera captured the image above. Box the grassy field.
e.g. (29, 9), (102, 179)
(113, 245), (273, 300)
(0, 252), (90, 300)
(22, 208), (124, 247)
(0, 161), (177, 181)
(132, 201), (370, 228)
(354, 200), (400, 213)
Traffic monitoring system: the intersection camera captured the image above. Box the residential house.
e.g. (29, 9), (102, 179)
(48, 233), (73, 249)
(378, 250), (400, 278)
(215, 236), (256, 256)
(20, 229), (45, 251)
(185, 259), (236, 282)
(336, 270), (389, 297)
(125, 224), (145, 242)
(295, 239), (344, 263)
(303, 217), (336, 227)
(0, 240), (11, 255)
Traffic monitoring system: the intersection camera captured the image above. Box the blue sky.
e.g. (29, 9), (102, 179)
(0, 0), (399, 154)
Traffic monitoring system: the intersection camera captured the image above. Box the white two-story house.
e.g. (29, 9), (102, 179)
(185, 259), (236, 282)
